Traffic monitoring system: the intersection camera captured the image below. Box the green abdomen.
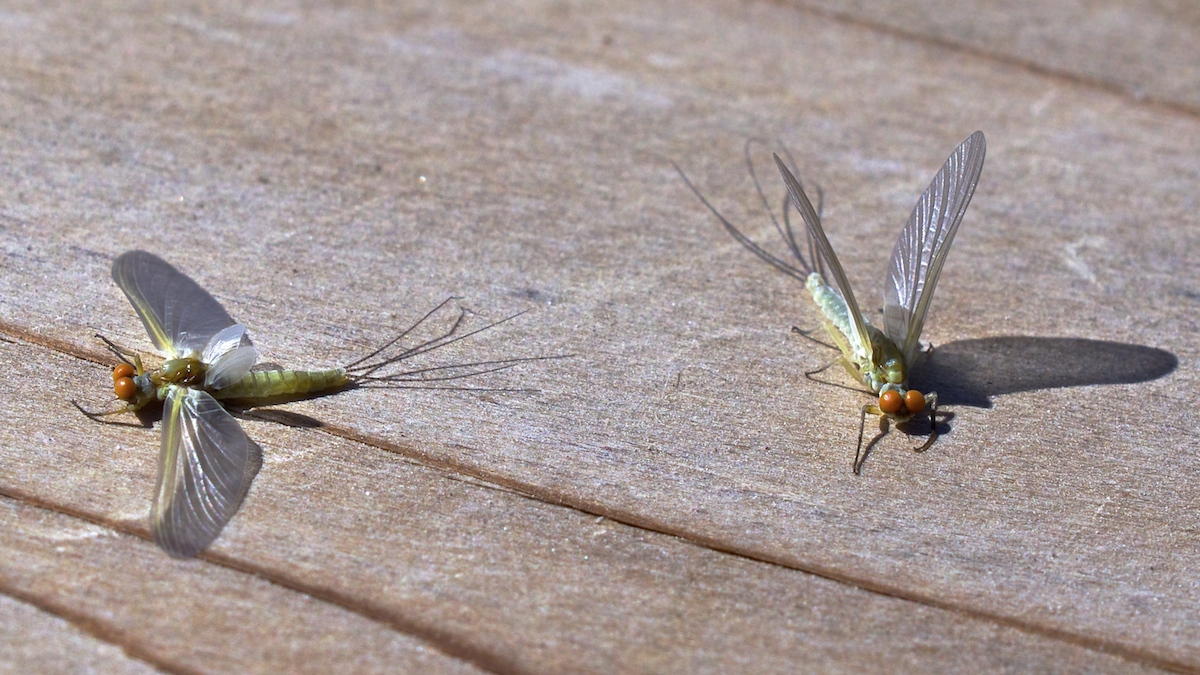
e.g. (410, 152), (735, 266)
(214, 368), (348, 400)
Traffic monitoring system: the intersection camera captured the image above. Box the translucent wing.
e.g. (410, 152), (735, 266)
(112, 251), (240, 358)
(773, 154), (873, 360)
(202, 324), (258, 389)
(882, 131), (986, 363)
(152, 387), (258, 558)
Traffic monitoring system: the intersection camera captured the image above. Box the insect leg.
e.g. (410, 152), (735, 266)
(836, 356), (866, 384)
(855, 405), (890, 475)
(821, 321), (854, 355)
(95, 334), (144, 373)
(800, 321), (865, 384)
(803, 356), (875, 397)
(912, 392), (939, 453)
(798, 323), (858, 385)
(70, 399), (145, 425)
(855, 405), (869, 474)
(802, 357), (839, 380)
(71, 400), (124, 418)
(854, 403), (883, 473)
(791, 325), (836, 350)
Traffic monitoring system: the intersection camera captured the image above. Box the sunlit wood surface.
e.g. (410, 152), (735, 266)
(1, 1), (1197, 672)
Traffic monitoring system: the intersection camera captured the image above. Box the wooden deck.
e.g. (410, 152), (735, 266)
(1, 0), (1197, 672)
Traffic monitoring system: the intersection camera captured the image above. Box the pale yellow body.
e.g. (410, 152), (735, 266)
(214, 367), (349, 400)
(120, 355), (348, 412)
(807, 273), (908, 395)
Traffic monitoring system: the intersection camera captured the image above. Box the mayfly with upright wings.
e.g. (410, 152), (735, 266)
(679, 132), (986, 474)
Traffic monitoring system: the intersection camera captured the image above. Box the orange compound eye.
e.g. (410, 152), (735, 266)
(113, 363), (135, 381)
(879, 390), (903, 415)
(114, 376), (137, 400)
(904, 390), (926, 415)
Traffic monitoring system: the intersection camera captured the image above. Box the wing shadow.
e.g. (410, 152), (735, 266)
(907, 336), (1178, 408)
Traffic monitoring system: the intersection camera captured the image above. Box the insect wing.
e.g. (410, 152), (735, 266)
(773, 154), (874, 360)
(882, 131), (986, 363)
(152, 387), (258, 558)
(202, 324), (258, 389)
(112, 251), (241, 358)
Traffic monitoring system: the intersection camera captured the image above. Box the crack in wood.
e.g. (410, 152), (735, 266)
(0, 489), (510, 675)
(0, 560), (203, 675)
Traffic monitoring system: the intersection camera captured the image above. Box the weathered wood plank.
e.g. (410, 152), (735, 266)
(0, 0), (1197, 671)
(0, 493), (480, 675)
(0, 341), (1159, 673)
(0, 594), (157, 675)
(790, 0), (1200, 112)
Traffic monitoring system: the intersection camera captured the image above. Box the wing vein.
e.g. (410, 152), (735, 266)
(881, 132), (987, 363)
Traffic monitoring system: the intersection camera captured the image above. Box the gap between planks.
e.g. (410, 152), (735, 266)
(0, 574), (199, 675)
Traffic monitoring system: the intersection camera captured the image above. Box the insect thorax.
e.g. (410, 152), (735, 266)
(868, 329), (907, 388)
(153, 357), (208, 388)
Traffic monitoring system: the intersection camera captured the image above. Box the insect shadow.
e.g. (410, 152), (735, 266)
(677, 133), (988, 474)
(679, 138), (1177, 473)
(909, 336), (1177, 408)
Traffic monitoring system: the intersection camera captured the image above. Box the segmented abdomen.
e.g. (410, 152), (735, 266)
(807, 273), (857, 347)
(213, 368), (348, 400)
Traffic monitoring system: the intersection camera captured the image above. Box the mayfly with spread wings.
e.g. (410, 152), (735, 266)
(679, 132), (986, 473)
(82, 250), (550, 557)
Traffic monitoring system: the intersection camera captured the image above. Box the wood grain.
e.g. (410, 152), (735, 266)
(0, 0), (1196, 672)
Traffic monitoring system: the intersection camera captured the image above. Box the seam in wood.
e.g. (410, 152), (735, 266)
(0, 554), (199, 675)
(0, 488), (514, 675)
(3, 324), (1196, 673)
(316, 424), (1198, 675)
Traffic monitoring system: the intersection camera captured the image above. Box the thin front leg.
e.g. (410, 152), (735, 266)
(854, 405), (889, 475)
(70, 399), (140, 424)
(95, 334), (144, 373)
(913, 392), (939, 453)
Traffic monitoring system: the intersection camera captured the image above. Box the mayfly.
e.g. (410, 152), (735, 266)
(680, 132), (986, 473)
(83, 250), (545, 557)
